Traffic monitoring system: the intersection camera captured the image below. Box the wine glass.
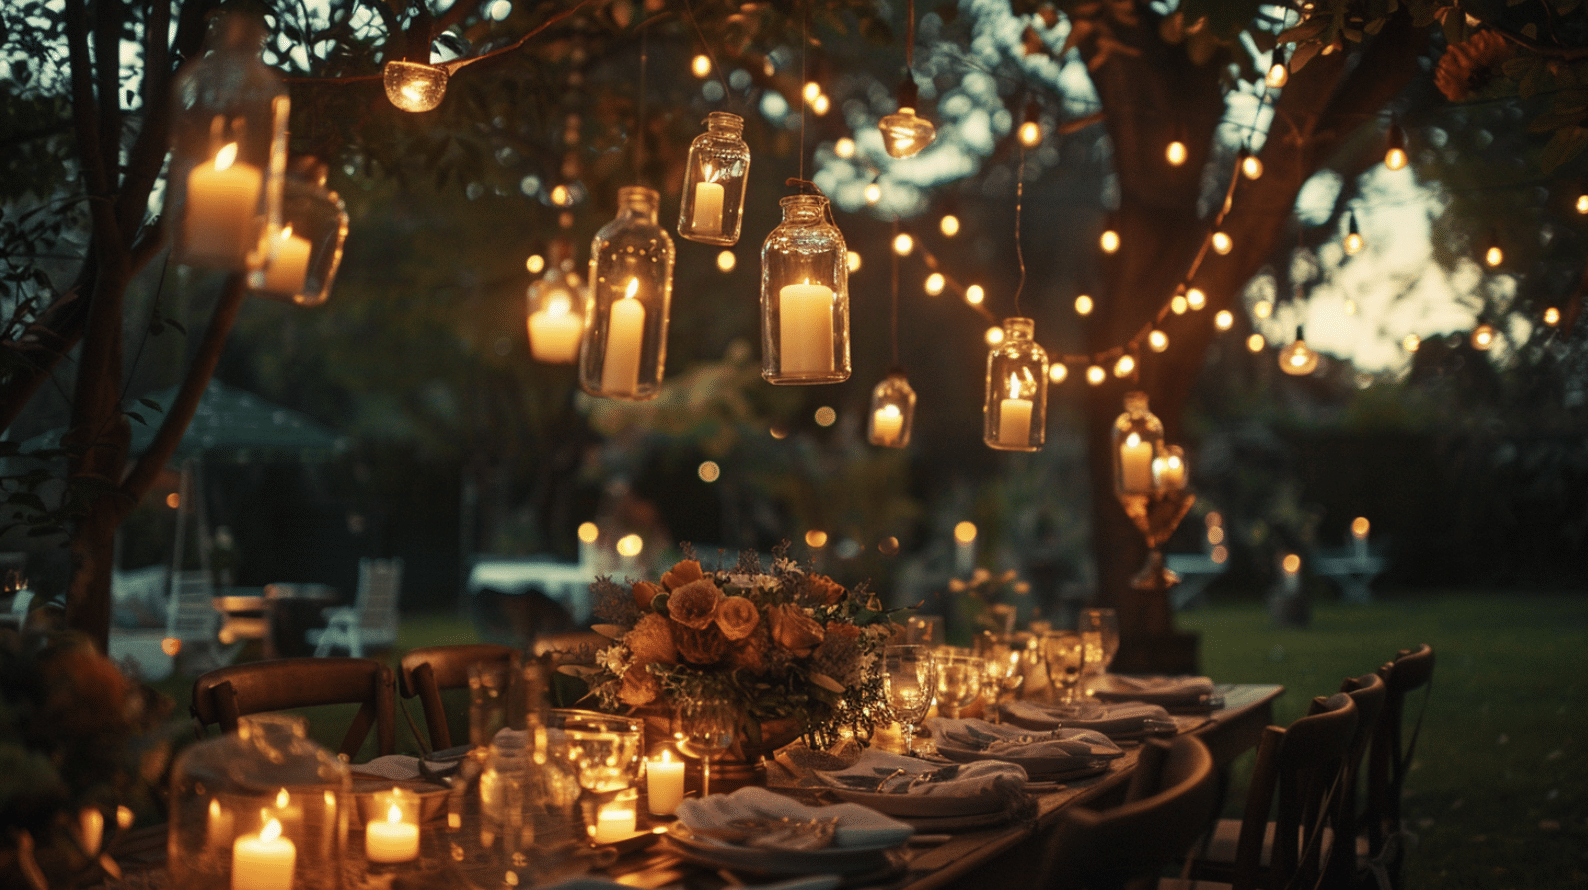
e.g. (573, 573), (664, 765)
(1040, 631), (1091, 713)
(934, 654), (984, 720)
(980, 645), (1025, 723)
(883, 645), (937, 755)
(672, 700), (736, 798)
(1077, 607), (1120, 695)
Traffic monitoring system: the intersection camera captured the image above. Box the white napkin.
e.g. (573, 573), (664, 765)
(1000, 700), (1173, 736)
(675, 786), (913, 849)
(350, 754), (456, 780)
(815, 748), (1028, 796)
(926, 717), (1121, 772)
(1091, 675), (1216, 708)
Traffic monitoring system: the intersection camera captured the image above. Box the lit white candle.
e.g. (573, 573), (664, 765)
(600, 278), (646, 395)
(1119, 432), (1154, 492)
(232, 818), (295, 890)
(1352, 516), (1370, 559)
(592, 801), (637, 844)
(259, 225), (312, 297)
(646, 751), (685, 815)
(529, 292), (583, 363)
(185, 142), (263, 268)
(871, 403), (904, 446)
(364, 801), (419, 864)
(996, 374), (1032, 447)
(690, 180), (725, 236)
(778, 280), (835, 375)
(1152, 453), (1186, 490)
(206, 798), (234, 849)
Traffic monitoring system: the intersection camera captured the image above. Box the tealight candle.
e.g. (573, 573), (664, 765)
(232, 818), (295, 890)
(185, 142), (263, 268)
(593, 799), (637, 844)
(871, 403), (905, 447)
(778, 281), (836, 375)
(364, 800), (419, 864)
(647, 751), (685, 815)
(529, 292), (583, 363)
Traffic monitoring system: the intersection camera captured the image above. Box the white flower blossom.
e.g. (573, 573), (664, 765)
(595, 645), (629, 676)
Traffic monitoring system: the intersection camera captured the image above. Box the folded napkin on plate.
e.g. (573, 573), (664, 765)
(815, 748), (1027, 796)
(926, 717), (1121, 768)
(1000, 700), (1173, 736)
(675, 786), (912, 850)
(351, 754), (457, 781)
(1091, 675), (1216, 708)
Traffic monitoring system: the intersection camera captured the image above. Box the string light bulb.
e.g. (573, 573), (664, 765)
(834, 137), (856, 159)
(1265, 46), (1289, 89)
(384, 60), (449, 112)
(1166, 139), (1188, 166)
(1402, 333), (1420, 353)
(1278, 326), (1320, 375)
(1171, 293), (1188, 315)
(1239, 146), (1263, 180)
(1247, 333), (1265, 352)
(1384, 121), (1408, 170)
(879, 77), (935, 158)
(1253, 299), (1273, 319)
(1185, 287), (1206, 310)
(1074, 294), (1094, 316)
(1576, 192), (1588, 215)
(925, 272), (945, 295)
(1018, 101), (1043, 148)
(1214, 309), (1234, 331)
(1086, 365), (1106, 385)
(1100, 229), (1120, 253)
(864, 182), (882, 205)
(966, 284), (985, 305)
(1482, 234), (1503, 268)
(1544, 306), (1561, 326)
(940, 214), (960, 236)
(893, 232), (914, 255)
(1049, 363), (1068, 384)
(1114, 354), (1136, 377)
(1344, 211), (1364, 256)
(1211, 230), (1233, 255)
(1470, 322), (1496, 350)
(1148, 329), (1169, 352)
(691, 54), (712, 78)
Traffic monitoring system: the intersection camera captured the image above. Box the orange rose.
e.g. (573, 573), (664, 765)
(668, 577), (723, 630)
(632, 580), (663, 611)
(661, 559), (705, 590)
(618, 667), (661, 706)
(808, 574), (848, 606)
(625, 612), (678, 666)
(713, 596), (760, 641)
(768, 603), (825, 656)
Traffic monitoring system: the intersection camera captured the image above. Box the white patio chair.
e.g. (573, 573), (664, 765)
(309, 558), (404, 657)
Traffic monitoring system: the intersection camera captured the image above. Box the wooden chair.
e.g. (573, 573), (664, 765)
(190, 656), (397, 760)
(1329, 672), (1387, 884)
(310, 557), (403, 657)
(1180, 692), (1359, 890)
(1361, 644), (1434, 890)
(398, 643), (520, 752)
(1039, 734), (1219, 890)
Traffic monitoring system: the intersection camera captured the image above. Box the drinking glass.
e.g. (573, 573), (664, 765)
(1040, 631), (1089, 712)
(883, 645), (937, 755)
(671, 700), (737, 797)
(980, 646), (1025, 723)
(1078, 607), (1120, 695)
(935, 654), (984, 719)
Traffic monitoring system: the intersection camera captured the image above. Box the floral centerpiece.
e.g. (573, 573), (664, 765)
(585, 545), (897, 751)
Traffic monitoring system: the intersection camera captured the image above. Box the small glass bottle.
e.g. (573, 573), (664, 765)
(580, 187), (674, 400)
(1113, 390), (1166, 495)
(252, 157), (348, 307)
(983, 318), (1047, 451)
(868, 370), (916, 448)
(760, 194), (850, 385)
(166, 10), (289, 272)
(677, 112), (750, 246)
(526, 239), (584, 364)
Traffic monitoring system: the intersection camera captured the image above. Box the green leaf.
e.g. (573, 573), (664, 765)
(1539, 126), (1588, 173)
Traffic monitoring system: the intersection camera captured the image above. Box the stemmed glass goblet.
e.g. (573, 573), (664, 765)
(934, 653), (984, 719)
(672, 699), (737, 798)
(1077, 607), (1120, 696)
(883, 645), (937, 756)
(980, 645), (1025, 724)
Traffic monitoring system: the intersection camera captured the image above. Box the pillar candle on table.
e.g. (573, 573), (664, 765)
(647, 751), (685, 815)
(778, 281), (835, 375)
(185, 143), (263, 267)
(691, 181), (725, 236)
(593, 800), (637, 843)
(600, 279), (646, 394)
(1119, 433), (1153, 492)
(232, 818), (295, 890)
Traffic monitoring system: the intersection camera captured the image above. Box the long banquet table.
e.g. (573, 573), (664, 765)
(103, 684), (1282, 890)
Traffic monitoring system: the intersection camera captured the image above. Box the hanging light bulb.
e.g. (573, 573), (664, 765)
(384, 60), (449, 112)
(716, 250), (736, 273)
(761, 192), (850, 384)
(1099, 229), (1121, 253)
(1482, 234), (1504, 268)
(1074, 294), (1094, 316)
(1576, 192), (1588, 215)
(525, 254), (546, 274)
(940, 214), (960, 237)
(1470, 322), (1496, 350)
(802, 82), (821, 103)
(1239, 146), (1263, 180)
(864, 181), (883, 205)
(1049, 363), (1068, 384)
(965, 284), (985, 305)
(1086, 364), (1107, 385)
(1166, 139), (1188, 166)
(879, 77), (935, 158)
(925, 272), (945, 295)
(983, 318), (1048, 451)
(847, 250), (863, 273)
(1214, 309), (1234, 331)
(1344, 211), (1364, 256)
(580, 187), (674, 400)
(1114, 354), (1136, 377)
(1402, 333), (1421, 353)
(1253, 299), (1273, 319)
(984, 325), (1004, 346)
(1265, 46), (1289, 89)
(1544, 306), (1561, 326)
(1148, 329), (1169, 352)
(1384, 121), (1408, 170)
(526, 239), (584, 364)
(1186, 287), (1207, 310)
(1247, 332), (1266, 352)
(678, 112), (751, 246)
(868, 370), (917, 448)
(1211, 230), (1233, 255)
(690, 54), (712, 78)
(1278, 326), (1320, 375)
(1171, 293), (1188, 315)
(811, 93), (831, 115)
(834, 137), (857, 159)
(893, 232), (914, 255)
(1018, 101), (1043, 148)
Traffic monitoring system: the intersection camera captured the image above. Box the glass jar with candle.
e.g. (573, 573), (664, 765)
(167, 714), (350, 890)
(677, 112), (750, 246)
(868, 369), (916, 448)
(166, 10), (289, 272)
(580, 187), (674, 400)
(1112, 391), (1166, 495)
(982, 318), (1048, 451)
(761, 193), (851, 385)
(526, 239), (585, 364)
(252, 157), (348, 307)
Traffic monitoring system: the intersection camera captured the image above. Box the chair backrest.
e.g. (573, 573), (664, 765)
(1328, 671), (1387, 882)
(1230, 691), (1358, 890)
(1042, 735), (1219, 890)
(166, 570), (218, 642)
(190, 656), (397, 759)
(399, 643), (520, 751)
(1364, 643), (1434, 855)
(354, 558), (403, 637)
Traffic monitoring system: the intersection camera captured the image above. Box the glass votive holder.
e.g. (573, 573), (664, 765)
(588, 788), (639, 845)
(362, 787), (420, 864)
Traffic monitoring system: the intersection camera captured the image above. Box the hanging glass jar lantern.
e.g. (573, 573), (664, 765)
(760, 193), (850, 384)
(868, 369), (916, 448)
(580, 187), (674, 400)
(1113, 391), (1166, 495)
(1152, 444), (1189, 491)
(252, 157), (348, 307)
(677, 112), (750, 246)
(382, 60), (448, 112)
(527, 239), (584, 364)
(167, 714), (350, 890)
(983, 318), (1048, 451)
(166, 10), (289, 272)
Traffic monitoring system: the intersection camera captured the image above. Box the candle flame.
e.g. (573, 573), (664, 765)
(386, 803), (403, 825)
(275, 789), (290, 808)
(622, 278), (639, 300)
(659, 749), (673, 764)
(1007, 372), (1020, 397)
(214, 142), (239, 171)
(260, 817), (283, 842)
(279, 224), (294, 241)
(1125, 432), (1141, 447)
(1352, 516), (1370, 538)
(878, 403), (902, 420)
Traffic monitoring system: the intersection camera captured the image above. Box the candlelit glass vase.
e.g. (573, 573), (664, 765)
(760, 194), (851, 385)
(580, 187), (674, 400)
(983, 318), (1048, 451)
(167, 714), (351, 890)
(252, 157), (347, 306)
(527, 240), (585, 364)
(868, 370), (916, 448)
(166, 10), (289, 272)
(1112, 392), (1195, 591)
(677, 112), (750, 246)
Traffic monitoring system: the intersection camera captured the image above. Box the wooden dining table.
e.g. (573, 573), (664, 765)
(102, 684), (1282, 890)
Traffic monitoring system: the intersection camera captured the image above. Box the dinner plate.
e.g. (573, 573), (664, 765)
(662, 825), (901, 877)
(825, 785), (1005, 818)
(932, 743), (1120, 781)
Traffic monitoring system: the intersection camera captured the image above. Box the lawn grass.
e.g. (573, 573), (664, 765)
(153, 592), (1588, 887)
